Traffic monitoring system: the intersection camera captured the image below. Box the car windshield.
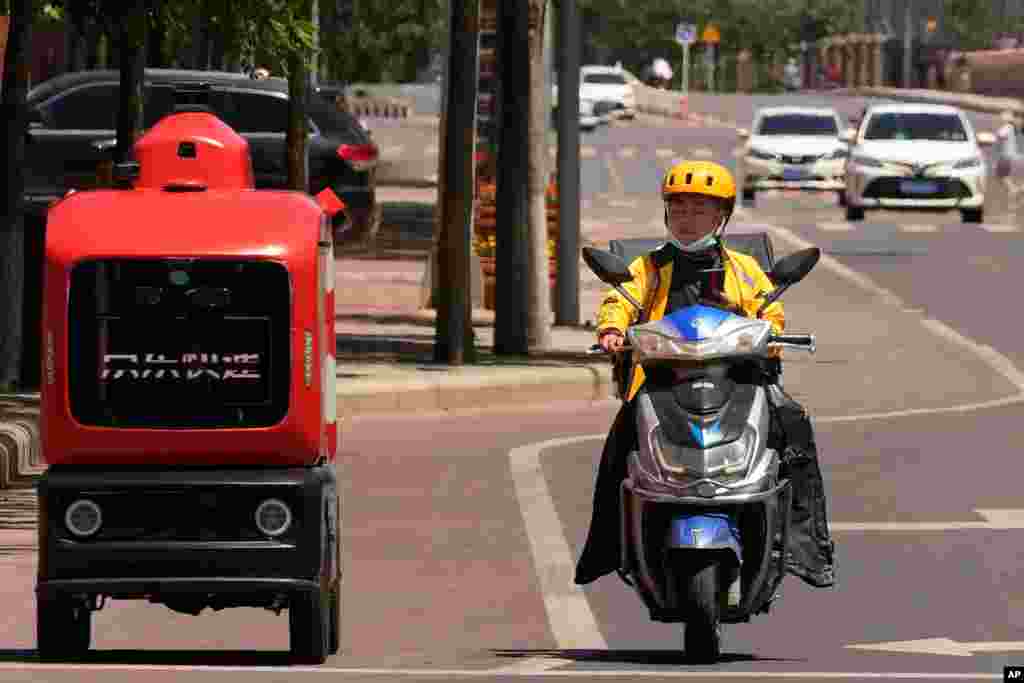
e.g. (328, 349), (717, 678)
(864, 112), (968, 141)
(756, 114), (838, 136)
(583, 73), (626, 85)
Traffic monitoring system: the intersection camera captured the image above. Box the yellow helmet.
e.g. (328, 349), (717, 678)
(662, 160), (737, 204)
(661, 161), (737, 251)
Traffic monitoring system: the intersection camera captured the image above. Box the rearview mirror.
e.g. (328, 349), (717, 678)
(737, 128), (750, 139)
(771, 247), (821, 286)
(977, 131), (996, 147)
(582, 247), (633, 285)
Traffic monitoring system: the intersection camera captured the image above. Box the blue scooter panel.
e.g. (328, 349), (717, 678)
(666, 513), (742, 564)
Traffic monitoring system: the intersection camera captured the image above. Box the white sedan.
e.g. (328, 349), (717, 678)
(843, 103), (996, 223)
(737, 107), (852, 205)
(580, 65), (636, 120)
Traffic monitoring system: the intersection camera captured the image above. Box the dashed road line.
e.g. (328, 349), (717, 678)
(692, 147), (714, 158)
(900, 223), (939, 233)
(618, 147), (637, 159)
(607, 199), (638, 209)
(580, 146), (597, 159)
(655, 148), (676, 159)
(981, 223), (1019, 232)
(818, 222), (857, 232)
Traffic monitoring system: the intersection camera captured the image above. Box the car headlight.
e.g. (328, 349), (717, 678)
(649, 425), (757, 480)
(852, 155), (883, 168)
(629, 320), (770, 362)
(953, 156), (982, 169)
(748, 148), (778, 161)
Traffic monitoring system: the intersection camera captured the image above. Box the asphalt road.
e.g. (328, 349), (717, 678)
(2, 93), (1023, 682)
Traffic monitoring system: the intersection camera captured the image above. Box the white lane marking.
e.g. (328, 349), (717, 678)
(581, 146), (597, 159)
(832, 508), (1024, 531)
(619, 147), (637, 159)
(606, 158), (625, 195)
(847, 637), (1024, 657)
(900, 223), (938, 233)
(981, 223), (1019, 232)
(508, 434), (608, 651)
(655, 148), (676, 159)
(0, 663), (1001, 678)
(818, 222), (856, 232)
(490, 657), (565, 675)
(692, 147), (713, 158)
(608, 199), (638, 209)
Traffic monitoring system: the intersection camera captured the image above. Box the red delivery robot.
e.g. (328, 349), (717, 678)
(36, 85), (341, 663)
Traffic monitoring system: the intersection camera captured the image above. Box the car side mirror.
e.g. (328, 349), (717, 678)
(737, 128), (750, 139)
(977, 131), (996, 147)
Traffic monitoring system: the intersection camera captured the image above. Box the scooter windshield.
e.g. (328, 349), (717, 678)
(628, 304), (773, 362)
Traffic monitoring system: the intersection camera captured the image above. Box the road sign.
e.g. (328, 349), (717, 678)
(701, 23), (720, 44)
(675, 22), (696, 45)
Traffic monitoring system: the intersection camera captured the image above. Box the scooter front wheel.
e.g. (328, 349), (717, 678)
(680, 562), (722, 663)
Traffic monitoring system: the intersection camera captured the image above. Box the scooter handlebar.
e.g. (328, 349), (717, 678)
(768, 333), (816, 353)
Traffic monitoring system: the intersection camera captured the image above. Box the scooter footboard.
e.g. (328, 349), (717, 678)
(664, 513), (742, 565)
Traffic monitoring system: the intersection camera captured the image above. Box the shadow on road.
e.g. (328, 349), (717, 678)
(0, 649), (305, 667)
(491, 648), (806, 666)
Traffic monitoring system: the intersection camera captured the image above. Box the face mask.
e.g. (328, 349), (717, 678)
(672, 232), (719, 253)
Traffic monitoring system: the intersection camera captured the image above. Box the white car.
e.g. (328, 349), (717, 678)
(551, 84), (601, 131)
(580, 65), (636, 120)
(843, 103), (996, 223)
(737, 106), (851, 204)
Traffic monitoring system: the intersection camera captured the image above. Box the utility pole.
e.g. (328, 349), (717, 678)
(555, 0), (580, 326)
(902, 0), (912, 88)
(433, 0), (479, 363)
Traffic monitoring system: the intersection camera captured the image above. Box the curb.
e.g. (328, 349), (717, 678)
(335, 363), (614, 419)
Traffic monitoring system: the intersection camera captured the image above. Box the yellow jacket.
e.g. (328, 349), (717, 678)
(597, 246), (785, 402)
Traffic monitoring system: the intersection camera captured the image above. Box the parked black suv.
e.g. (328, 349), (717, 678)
(24, 69), (380, 242)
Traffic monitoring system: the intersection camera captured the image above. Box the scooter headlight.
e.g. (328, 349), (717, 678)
(649, 425), (758, 480)
(630, 321), (770, 362)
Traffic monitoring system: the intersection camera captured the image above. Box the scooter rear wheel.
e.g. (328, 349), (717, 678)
(681, 562), (722, 664)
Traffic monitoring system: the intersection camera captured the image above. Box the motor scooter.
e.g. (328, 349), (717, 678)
(582, 243), (820, 663)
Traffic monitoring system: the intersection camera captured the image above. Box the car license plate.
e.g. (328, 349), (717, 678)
(782, 168), (806, 181)
(900, 180), (938, 195)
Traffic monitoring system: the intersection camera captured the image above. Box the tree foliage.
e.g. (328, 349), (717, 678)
(578, 0), (858, 75)
(322, 0), (446, 83)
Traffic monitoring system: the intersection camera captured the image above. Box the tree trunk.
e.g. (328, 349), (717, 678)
(494, 0), (530, 355)
(433, 0), (478, 364)
(525, 0), (550, 350)
(0, 0), (32, 390)
(148, 4), (166, 68)
(286, 53), (308, 192)
(116, 0), (148, 167)
(194, 8), (210, 70)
